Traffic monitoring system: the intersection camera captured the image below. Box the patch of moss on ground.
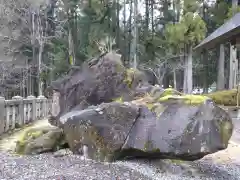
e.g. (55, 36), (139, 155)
(206, 89), (239, 106)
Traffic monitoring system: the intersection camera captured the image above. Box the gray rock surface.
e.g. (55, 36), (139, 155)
(49, 52), (137, 127)
(60, 100), (233, 162)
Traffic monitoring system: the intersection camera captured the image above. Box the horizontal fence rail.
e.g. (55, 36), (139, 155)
(0, 95), (52, 135)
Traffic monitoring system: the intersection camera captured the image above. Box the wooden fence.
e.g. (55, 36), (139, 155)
(0, 95), (51, 135)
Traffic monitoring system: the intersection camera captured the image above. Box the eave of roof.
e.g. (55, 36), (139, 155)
(194, 12), (240, 51)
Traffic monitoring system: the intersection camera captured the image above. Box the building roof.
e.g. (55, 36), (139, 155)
(194, 12), (240, 51)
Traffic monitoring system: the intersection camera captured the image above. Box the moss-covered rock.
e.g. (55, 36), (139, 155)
(150, 87), (240, 106)
(217, 120), (233, 147)
(113, 97), (124, 103)
(159, 88), (183, 98)
(49, 53), (154, 127)
(62, 102), (140, 162)
(15, 126), (65, 155)
(122, 92), (233, 161)
(132, 90), (211, 118)
(124, 68), (147, 89)
(206, 89), (239, 106)
(158, 94), (210, 105)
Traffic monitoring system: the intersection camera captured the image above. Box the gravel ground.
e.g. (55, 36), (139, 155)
(0, 144), (240, 180)
(1, 119), (240, 180)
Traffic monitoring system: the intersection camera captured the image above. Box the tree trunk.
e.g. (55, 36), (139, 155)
(150, 0), (155, 61)
(183, 61), (187, 93)
(217, 44), (225, 90)
(123, 0), (127, 66)
(173, 68), (177, 89)
(116, 0), (120, 48)
(38, 41), (43, 96)
(67, 6), (76, 65)
(31, 10), (36, 96)
(144, 0), (149, 45)
(186, 45), (193, 94)
(132, 0), (138, 69)
(128, 0), (133, 64)
(203, 49), (208, 93)
(68, 28), (75, 65)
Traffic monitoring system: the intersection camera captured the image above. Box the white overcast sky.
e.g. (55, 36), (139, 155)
(118, 0), (217, 23)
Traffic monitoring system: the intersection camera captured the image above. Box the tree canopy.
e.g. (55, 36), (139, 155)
(0, 0), (238, 97)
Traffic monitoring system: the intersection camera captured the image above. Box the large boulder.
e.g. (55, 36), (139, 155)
(60, 102), (139, 162)
(49, 52), (147, 127)
(59, 94), (233, 162)
(125, 95), (233, 160)
(46, 52), (233, 162)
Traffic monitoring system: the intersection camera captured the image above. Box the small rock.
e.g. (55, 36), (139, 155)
(53, 149), (73, 157)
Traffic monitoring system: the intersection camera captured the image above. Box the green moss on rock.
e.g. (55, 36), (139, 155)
(124, 68), (146, 88)
(169, 159), (185, 164)
(15, 126), (64, 155)
(113, 97), (124, 103)
(159, 94), (210, 105)
(159, 88), (183, 98)
(156, 88), (240, 106)
(15, 128), (46, 154)
(206, 89), (239, 106)
(218, 120), (233, 147)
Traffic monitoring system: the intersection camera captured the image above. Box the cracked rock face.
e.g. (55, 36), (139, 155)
(62, 102), (140, 162)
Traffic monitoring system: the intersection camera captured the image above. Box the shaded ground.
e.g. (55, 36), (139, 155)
(0, 119), (240, 180)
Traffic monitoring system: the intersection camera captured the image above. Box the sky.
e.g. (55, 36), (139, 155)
(119, 0), (161, 23)
(118, 0), (217, 21)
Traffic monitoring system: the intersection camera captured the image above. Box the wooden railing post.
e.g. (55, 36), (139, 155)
(0, 95), (51, 135)
(38, 95), (47, 118)
(12, 96), (24, 127)
(27, 95), (36, 122)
